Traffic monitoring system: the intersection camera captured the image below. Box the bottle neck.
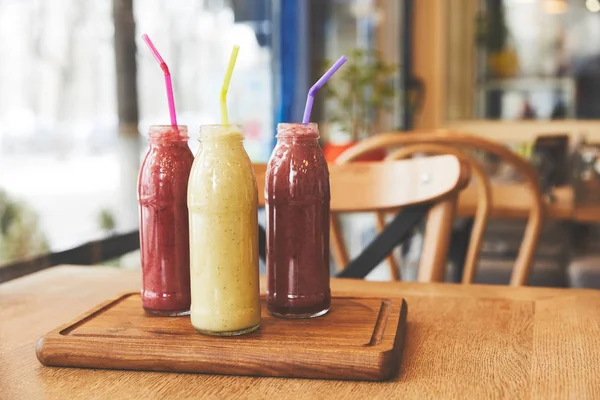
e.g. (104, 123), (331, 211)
(276, 136), (319, 146)
(200, 124), (243, 139)
(149, 139), (189, 147)
(201, 138), (244, 150)
(276, 123), (319, 144)
(148, 125), (188, 146)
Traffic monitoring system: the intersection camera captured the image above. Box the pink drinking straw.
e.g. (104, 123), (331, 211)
(302, 55), (348, 124)
(142, 34), (178, 127)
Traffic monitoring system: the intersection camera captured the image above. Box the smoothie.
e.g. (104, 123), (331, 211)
(187, 124), (261, 336)
(138, 125), (194, 316)
(265, 123), (331, 318)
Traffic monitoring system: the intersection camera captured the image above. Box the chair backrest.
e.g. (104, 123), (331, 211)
(255, 157), (468, 210)
(336, 130), (544, 286)
(254, 155), (471, 281)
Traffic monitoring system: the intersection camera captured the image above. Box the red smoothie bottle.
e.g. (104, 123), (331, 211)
(138, 125), (194, 316)
(265, 122), (331, 318)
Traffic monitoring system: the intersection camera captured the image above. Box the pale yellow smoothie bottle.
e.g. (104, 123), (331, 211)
(187, 124), (261, 336)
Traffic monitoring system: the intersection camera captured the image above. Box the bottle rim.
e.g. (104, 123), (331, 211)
(148, 125), (189, 141)
(276, 122), (319, 139)
(199, 124), (244, 141)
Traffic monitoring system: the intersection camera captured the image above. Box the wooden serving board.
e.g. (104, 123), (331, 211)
(36, 293), (407, 381)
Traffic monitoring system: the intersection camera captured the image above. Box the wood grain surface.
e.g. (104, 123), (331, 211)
(2, 266), (600, 399)
(35, 293), (407, 381)
(459, 183), (600, 223)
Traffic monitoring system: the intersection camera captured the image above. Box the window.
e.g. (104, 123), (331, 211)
(446, 0), (600, 121)
(0, 0), (273, 266)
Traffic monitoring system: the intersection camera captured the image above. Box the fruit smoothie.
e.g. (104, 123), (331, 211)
(138, 125), (194, 316)
(187, 124), (261, 336)
(265, 122), (331, 318)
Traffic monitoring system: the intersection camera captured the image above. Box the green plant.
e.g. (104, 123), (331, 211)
(323, 49), (397, 141)
(0, 190), (49, 265)
(98, 208), (117, 234)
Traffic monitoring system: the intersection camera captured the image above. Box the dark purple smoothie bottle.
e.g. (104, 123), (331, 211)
(265, 122), (331, 318)
(138, 125), (194, 316)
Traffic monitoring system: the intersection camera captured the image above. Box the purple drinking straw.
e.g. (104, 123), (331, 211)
(302, 55), (348, 124)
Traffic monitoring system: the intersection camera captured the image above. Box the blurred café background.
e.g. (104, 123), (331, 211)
(2, 0), (600, 287)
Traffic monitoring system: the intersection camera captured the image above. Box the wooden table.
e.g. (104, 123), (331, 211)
(459, 183), (600, 223)
(2, 266), (600, 399)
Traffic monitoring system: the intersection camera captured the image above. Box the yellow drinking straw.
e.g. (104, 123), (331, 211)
(220, 45), (240, 125)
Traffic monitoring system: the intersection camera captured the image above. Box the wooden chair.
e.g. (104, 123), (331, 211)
(253, 154), (471, 281)
(385, 144), (491, 284)
(336, 130), (544, 286)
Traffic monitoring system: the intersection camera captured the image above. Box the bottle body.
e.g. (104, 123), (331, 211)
(138, 125), (194, 316)
(188, 125), (261, 335)
(266, 123), (331, 318)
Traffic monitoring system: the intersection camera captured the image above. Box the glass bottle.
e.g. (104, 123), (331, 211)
(138, 125), (194, 316)
(188, 124), (261, 336)
(265, 123), (331, 318)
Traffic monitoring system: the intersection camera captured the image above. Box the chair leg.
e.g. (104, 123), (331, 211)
(330, 214), (349, 271)
(258, 224), (267, 263)
(418, 196), (457, 283)
(338, 203), (432, 279)
(448, 219), (474, 283)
